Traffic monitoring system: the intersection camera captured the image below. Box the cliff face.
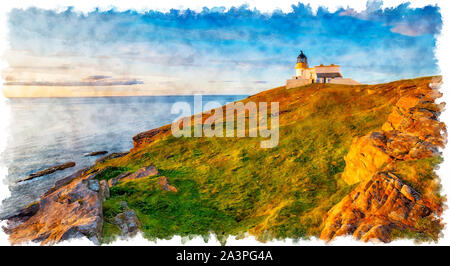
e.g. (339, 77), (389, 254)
(321, 77), (445, 242)
(132, 127), (170, 151)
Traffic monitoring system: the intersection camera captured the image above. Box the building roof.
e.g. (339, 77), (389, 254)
(317, 72), (342, 78)
(298, 51), (306, 59)
(315, 64), (340, 67)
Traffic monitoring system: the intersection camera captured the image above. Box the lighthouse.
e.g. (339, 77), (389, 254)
(293, 50), (316, 81)
(286, 50), (360, 89)
(296, 50), (308, 77)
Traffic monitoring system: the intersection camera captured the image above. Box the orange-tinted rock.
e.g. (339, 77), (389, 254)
(395, 95), (420, 112)
(2, 202), (40, 234)
(382, 95), (446, 147)
(341, 132), (392, 185)
(119, 165), (158, 183)
(320, 172), (432, 242)
(158, 176), (178, 192)
(383, 131), (436, 160)
(132, 126), (170, 151)
(7, 171), (107, 245)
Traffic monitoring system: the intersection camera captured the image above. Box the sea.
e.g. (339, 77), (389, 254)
(0, 95), (246, 219)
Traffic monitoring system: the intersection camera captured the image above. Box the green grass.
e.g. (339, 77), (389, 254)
(391, 156), (443, 196)
(390, 216), (442, 243)
(99, 78), (439, 243)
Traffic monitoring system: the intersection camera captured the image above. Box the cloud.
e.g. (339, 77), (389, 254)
(338, 1), (441, 36)
(8, 65), (74, 71)
(84, 75), (112, 81)
(208, 80), (236, 83)
(5, 76), (143, 86)
(390, 23), (424, 37)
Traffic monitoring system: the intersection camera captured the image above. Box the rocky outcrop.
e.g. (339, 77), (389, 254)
(4, 163), (159, 245)
(95, 152), (129, 164)
(341, 132), (392, 185)
(16, 162), (76, 183)
(322, 79), (445, 242)
(7, 170), (108, 245)
(84, 151), (108, 157)
(320, 172), (431, 242)
(2, 202), (40, 233)
(342, 87), (444, 185)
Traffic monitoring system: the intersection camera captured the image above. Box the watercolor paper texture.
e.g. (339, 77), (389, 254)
(0, 0), (448, 245)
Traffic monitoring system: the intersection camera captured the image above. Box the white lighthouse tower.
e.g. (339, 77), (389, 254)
(286, 50), (360, 89)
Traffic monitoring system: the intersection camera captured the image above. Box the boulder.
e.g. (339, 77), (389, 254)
(99, 180), (110, 200)
(112, 202), (141, 237)
(158, 176), (178, 192)
(119, 165), (158, 183)
(106, 166), (158, 187)
(107, 172), (131, 188)
(88, 179), (100, 192)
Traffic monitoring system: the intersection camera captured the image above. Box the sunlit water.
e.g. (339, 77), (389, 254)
(0, 95), (246, 218)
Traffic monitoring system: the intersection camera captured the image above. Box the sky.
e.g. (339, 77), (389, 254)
(1, 0), (443, 97)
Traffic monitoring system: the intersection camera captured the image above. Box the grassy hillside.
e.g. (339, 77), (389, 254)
(94, 77), (441, 243)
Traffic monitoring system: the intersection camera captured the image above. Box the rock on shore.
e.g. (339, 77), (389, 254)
(6, 169), (108, 245)
(15, 162), (76, 183)
(95, 152), (129, 164)
(4, 164), (160, 245)
(84, 151), (108, 157)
